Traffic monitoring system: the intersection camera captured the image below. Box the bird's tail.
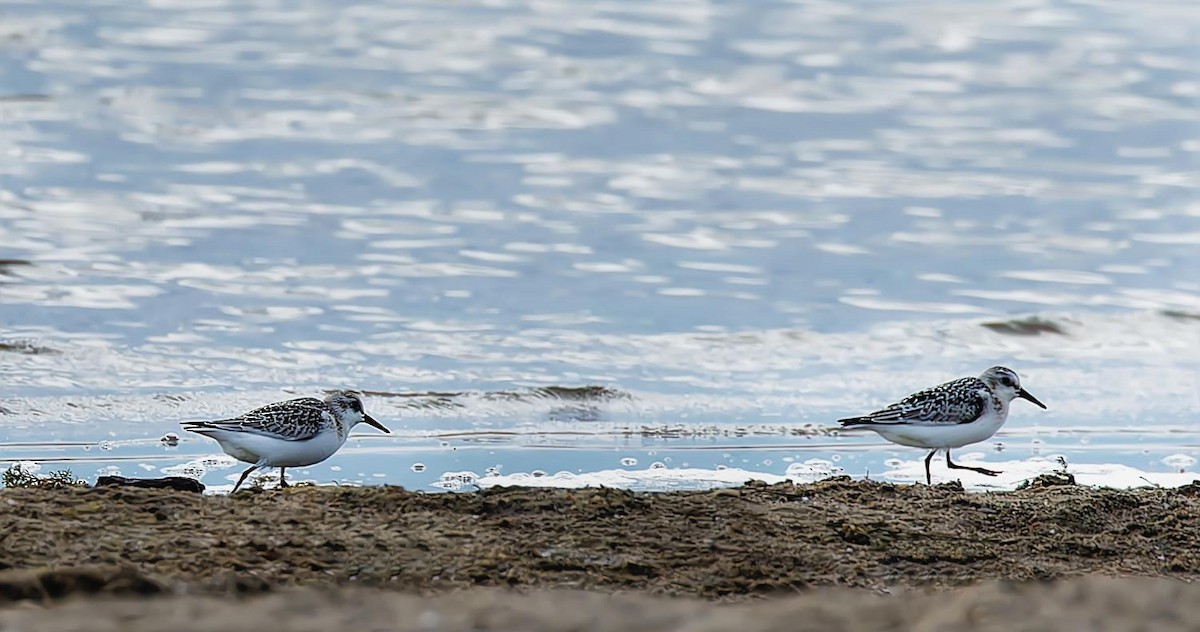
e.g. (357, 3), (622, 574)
(837, 416), (878, 427)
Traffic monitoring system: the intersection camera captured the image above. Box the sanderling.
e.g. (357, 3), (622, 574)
(838, 366), (1046, 485)
(181, 390), (390, 492)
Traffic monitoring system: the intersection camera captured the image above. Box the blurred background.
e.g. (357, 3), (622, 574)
(1, 0), (1197, 491)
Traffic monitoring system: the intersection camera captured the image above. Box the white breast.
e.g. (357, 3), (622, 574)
(868, 408), (1009, 449)
(210, 427), (346, 467)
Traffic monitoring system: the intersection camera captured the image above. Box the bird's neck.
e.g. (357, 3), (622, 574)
(990, 393), (1010, 416)
(331, 414), (353, 442)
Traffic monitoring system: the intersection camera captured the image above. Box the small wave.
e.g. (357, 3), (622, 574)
(0, 259), (33, 275)
(980, 316), (1069, 336)
(1162, 310), (1200, 322)
(0, 339), (60, 355)
(348, 385), (632, 411)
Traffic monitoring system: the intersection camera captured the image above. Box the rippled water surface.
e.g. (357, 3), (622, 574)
(2, 0), (1198, 491)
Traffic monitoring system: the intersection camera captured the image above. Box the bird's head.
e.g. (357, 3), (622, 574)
(325, 390), (390, 433)
(979, 366), (1046, 409)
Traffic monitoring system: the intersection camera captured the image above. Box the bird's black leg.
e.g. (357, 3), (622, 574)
(232, 465), (258, 493)
(924, 450), (936, 485)
(279, 467), (288, 489)
(946, 450), (1000, 477)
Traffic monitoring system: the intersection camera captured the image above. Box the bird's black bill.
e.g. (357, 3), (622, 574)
(1018, 388), (1047, 409)
(363, 413), (390, 433)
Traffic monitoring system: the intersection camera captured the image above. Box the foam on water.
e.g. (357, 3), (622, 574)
(878, 454), (1200, 491)
(474, 456), (1198, 493)
(475, 465), (809, 492)
(160, 454), (239, 480)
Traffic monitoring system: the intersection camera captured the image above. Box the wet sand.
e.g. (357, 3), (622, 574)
(2, 476), (1199, 628)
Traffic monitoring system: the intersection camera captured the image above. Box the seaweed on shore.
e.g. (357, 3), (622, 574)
(2, 465), (87, 489)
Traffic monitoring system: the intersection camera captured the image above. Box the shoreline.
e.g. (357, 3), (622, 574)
(3, 477), (1199, 595)
(2, 477), (1199, 627)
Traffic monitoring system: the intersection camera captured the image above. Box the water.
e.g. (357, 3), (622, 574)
(1, 0), (1198, 492)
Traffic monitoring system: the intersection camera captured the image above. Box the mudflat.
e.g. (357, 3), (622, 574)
(2, 477), (1198, 629)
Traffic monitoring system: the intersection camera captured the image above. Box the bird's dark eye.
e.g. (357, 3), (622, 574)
(1001, 377), (1014, 386)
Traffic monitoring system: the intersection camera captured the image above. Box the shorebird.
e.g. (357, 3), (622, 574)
(838, 366), (1046, 485)
(182, 391), (389, 492)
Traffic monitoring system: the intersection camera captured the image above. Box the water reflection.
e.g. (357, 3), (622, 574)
(1, 0), (1198, 489)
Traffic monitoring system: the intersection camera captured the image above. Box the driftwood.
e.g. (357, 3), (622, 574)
(93, 475), (205, 493)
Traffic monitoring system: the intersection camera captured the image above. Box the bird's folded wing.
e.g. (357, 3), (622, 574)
(842, 384), (987, 426)
(182, 398), (328, 441)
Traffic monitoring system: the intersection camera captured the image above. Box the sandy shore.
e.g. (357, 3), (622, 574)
(2, 476), (1198, 628)
(2, 576), (1198, 631)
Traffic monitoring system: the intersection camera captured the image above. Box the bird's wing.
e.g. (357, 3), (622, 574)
(838, 377), (988, 426)
(181, 398), (328, 441)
